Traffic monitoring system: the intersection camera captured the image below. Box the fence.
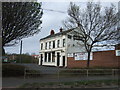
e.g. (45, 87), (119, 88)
(24, 68), (119, 79)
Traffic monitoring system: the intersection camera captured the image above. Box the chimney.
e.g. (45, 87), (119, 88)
(50, 30), (55, 35)
(60, 27), (63, 32)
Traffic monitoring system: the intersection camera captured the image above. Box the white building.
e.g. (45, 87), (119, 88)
(39, 28), (86, 67)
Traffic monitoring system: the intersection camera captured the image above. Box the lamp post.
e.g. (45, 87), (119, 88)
(19, 40), (22, 63)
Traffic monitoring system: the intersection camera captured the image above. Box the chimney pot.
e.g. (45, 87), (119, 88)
(60, 28), (63, 32)
(50, 30), (55, 35)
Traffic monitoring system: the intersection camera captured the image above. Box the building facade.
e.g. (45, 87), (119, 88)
(39, 28), (86, 67)
(39, 28), (120, 68)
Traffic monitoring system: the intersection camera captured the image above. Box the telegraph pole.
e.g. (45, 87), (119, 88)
(20, 40), (22, 63)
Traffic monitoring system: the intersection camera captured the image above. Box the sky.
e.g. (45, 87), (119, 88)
(4, 1), (119, 55)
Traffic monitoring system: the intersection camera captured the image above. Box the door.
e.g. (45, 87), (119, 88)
(63, 56), (65, 67)
(57, 52), (60, 66)
(40, 54), (43, 65)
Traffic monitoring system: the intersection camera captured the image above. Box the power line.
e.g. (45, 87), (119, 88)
(42, 8), (66, 13)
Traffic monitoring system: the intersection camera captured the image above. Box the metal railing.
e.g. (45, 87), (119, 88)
(24, 68), (119, 79)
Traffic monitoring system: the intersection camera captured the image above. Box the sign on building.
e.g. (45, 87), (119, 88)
(67, 53), (74, 57)
(74, 52), (93, 60)
(116, 50), (120, 56)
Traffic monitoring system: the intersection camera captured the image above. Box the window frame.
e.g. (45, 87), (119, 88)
(41, 43), (43, 50)
(57, 40), (60, 48)
(53, 40), (55, 48)
(45, 42), (47, 49)
(49, 41), (51, 49)
(63, 39), (65, 47)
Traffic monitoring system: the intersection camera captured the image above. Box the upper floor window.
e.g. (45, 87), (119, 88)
(73, 35), (81, 40)
(49, 41), (51, 49)
(68, 35), (72, 39)
(53, 41), (55, 48)
(57, 40), (60, 48)
(63, 39), (65, 47)
(45, 42), (47, 49)
(41, 43), (43, 50)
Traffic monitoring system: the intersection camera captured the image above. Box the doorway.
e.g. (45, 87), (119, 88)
(40, 54), (43, 65)
(63, 56), (65, 67)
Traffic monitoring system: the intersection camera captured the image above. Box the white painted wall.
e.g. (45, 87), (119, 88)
(67, 37), (86, 53)
(66, 31), (86, 53)
(39, 29), (87, 67)
(39, 34), (67, 66)
(40, 35), (66, 52)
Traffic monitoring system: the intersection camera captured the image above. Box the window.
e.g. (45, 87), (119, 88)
(52, 52), (55, 62)
(57, 40), (60, 48)
(63, 39), (65, 47)
(44, 52), (47, 62)
(48, 53), (51, 62)
(53, 41), (55, 48)
(45, 42), (47, 49)
(41, 43), (43, 50)
(68, 35), (72, 39)
(49, 42), (51, 49)
(73, 35), (81, 40)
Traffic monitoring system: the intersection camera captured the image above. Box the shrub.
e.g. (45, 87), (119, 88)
(15, 54), (39, 63)
(2, 64), (25, 77)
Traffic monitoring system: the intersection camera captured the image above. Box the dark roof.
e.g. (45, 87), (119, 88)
(40, 29), (73, 41)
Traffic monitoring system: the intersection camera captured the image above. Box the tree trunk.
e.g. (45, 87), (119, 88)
(2, 46), (5, 55)
(87, 51), (91, 68)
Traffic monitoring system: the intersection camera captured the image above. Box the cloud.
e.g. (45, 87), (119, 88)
(5, 2), (69, 54)
(5, 2), (118, 54)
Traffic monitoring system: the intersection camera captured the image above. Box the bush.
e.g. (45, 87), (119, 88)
(15, 54), (39, 63)
(2, 64), (25, 77)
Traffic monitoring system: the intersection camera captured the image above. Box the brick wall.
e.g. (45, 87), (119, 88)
(67, 50), (120, 68)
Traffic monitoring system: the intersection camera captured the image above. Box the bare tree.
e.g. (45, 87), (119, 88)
(63, 2), (120, 68)
(2, 2), (43, 55)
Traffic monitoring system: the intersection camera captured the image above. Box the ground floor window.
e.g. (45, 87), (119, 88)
(48, 52), (51, 62)
(44, 52), (47, 62)
(52, 52), (55, 62)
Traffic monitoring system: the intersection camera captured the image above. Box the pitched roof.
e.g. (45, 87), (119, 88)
(40, 29), (73, 41)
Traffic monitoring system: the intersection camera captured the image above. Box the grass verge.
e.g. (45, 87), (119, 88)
(19, 79), (120, 88)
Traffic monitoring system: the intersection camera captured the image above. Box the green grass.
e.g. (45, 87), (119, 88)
(19, 79), (120, 88)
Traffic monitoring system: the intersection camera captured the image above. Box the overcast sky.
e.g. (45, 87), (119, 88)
(4, 1), (118, 55)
